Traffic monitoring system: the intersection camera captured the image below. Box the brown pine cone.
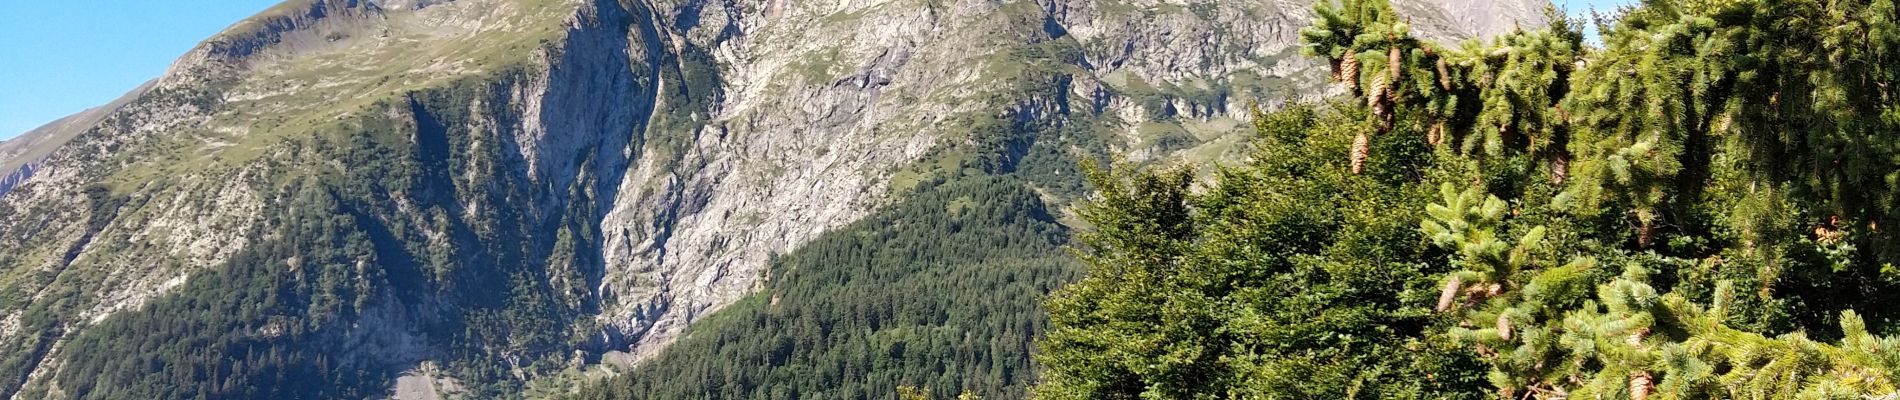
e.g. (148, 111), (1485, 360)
(1350, 132), (1370, 175)
(1341, 56), (1362, 95)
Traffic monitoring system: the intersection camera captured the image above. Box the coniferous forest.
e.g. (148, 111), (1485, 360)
(573, 176), (1078, 399)
(1035, 0), (1900, 397)
(579, 0), (1900, 397)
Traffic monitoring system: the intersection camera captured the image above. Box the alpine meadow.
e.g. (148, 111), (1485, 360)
(0, 0), (1898, 398)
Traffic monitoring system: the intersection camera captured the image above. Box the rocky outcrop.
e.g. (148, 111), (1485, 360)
(0, 81), (152, 197)
(0, 163), (29, 198)
(0, 0), (1547, 396)
(597, 0), (1547, 361)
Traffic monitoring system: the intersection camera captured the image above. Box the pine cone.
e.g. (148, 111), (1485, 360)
(1629, 328), (1653, 400)
(1388, 46), (1403, 81)
(1367, 76), (1387, 109)
(1436, 58), (1452, 90)
(1428, 120), (1445, 146)
(1350, 131), (1370, 175)
(1551, 153), (1569, 184)
(1369, 77), (1394, 132)
(1630, 372), (1653, 400)
(1341, 56), (1362, 95)
(1436, 275), (1462, 312)
(1496, 314), (1513, 341)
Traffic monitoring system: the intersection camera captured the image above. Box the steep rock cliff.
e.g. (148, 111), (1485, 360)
(0, 164), (31, 198)
(0, 0), (1546, 397)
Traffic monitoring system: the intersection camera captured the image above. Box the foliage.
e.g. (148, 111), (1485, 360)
(1042, 0), (1900, 397)
(1035, 105), (1488, 399)
(568, 175), (1079, 400)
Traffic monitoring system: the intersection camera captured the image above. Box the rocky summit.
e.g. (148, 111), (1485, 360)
(0, 0), (1543, 398)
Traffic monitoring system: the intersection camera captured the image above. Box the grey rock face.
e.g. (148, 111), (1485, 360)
(0, 0), (1547, 395)
(0, 164), (30, 198)
(597, 0), (1547, 363)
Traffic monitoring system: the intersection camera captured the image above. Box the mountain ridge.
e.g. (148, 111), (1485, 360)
(0, 81), (153, 199)
(0, 0), (1548, 397)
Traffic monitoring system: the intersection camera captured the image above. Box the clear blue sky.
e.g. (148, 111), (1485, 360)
(0, 0), (1630, 142)
(1555, 0), (1636, 16)
(0, 1), (281, 140)
(1555, 0), (1636, 29)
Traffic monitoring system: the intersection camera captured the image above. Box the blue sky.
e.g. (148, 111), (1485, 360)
(1555, 0), (1636, 16)
(0, 1), (279, 140)
(0, 0), (1631, 141)
(1554, 0), (1636, 43)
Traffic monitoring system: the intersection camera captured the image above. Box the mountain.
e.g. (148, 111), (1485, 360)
(0, 0), (1545, 398)
(0, 82), (151, 198)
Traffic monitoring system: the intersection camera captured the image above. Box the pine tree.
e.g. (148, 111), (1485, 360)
(1047, 0), (1900, 397)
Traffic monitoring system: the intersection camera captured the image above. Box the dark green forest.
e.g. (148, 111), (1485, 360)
(1037, 0), (1900, 397)
(16, 65), (635, 399)
(570, 175), (1078, 399)
(56, 181), (390, 399)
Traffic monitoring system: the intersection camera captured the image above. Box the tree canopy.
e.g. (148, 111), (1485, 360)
(1037, 0), (1900, 397)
